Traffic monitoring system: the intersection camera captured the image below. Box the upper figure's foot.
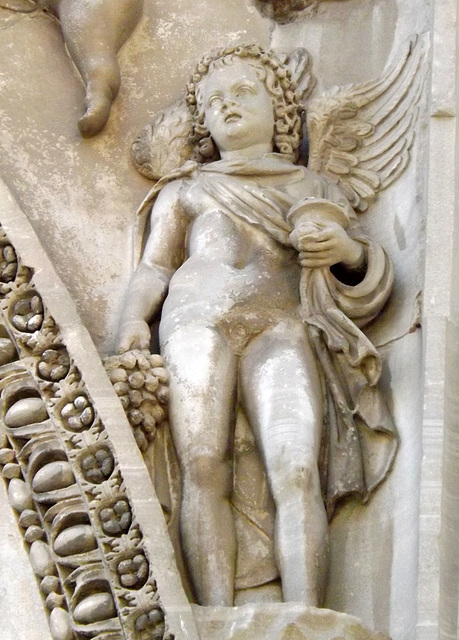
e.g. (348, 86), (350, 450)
(54, 0), (144, 136)
(78, 92), (113, 138)
(76, 63), (121, 137)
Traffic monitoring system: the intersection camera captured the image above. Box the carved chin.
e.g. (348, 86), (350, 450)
(251, 0), (319, 23)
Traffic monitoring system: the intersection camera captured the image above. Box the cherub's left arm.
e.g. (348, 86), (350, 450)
(290, 177), (394, 328)
(326, 181), (394, 328)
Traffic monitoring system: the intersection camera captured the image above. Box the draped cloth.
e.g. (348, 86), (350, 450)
(140, 154), (397, 552)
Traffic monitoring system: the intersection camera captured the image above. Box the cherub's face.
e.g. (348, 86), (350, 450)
(201, 60), (275, 154)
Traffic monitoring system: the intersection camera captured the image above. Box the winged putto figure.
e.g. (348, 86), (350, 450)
(120, 37), (428, 607)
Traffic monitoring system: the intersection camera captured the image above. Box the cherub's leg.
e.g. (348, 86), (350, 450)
(240, 319), (328, 606)
(161, 323), (238, 606)
(53, 0), (143, 136)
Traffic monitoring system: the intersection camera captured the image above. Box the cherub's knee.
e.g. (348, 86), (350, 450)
(182, 453), (232, 497)
(270, 459), (321, 505)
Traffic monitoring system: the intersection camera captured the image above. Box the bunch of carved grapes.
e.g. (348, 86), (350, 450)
(104, 351), (169, 452)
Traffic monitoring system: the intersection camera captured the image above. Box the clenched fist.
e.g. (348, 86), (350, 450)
(289, 221), (364, 270)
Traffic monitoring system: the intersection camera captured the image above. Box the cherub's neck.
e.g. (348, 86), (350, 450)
(220, 143), (273, 161)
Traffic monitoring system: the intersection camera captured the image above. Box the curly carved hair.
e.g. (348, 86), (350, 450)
(185, 44), (303, 160)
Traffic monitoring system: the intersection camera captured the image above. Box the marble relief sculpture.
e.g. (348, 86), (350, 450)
(0, 227), (171, 640)
(0, 0), (435, 632)
(118, 38), (426, 608)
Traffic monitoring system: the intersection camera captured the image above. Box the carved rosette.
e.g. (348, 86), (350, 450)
(0, 227), (171, 640)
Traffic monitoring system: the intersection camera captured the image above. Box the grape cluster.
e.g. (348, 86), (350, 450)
(99, 499), (132, 536)
(38, 348), (70, 381)
(80, 447), (114, 483)
(61, 395), (94, 431)
(117, 553), (149, 589)
(11, 294), (43, 333)
(104, 350), (169, 452)
(0, 244), (17, 284)
(135, 608), (165, 640)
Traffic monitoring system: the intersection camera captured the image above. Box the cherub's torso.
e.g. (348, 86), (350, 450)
(158, 169), (306, 343)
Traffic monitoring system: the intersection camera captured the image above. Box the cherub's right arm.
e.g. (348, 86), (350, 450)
(117, 180), (187, 352)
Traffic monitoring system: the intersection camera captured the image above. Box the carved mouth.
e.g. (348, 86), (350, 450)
(224, 112), (242, 123)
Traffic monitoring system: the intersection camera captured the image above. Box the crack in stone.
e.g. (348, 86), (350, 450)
(377, 324), (421, 351)
(0, 6), (55, 32)
(376, 291), (422, 350)
(0, 8), (40, 30)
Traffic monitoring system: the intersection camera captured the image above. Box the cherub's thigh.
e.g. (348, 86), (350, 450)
(161, 323), (237, 461)
(240, 319), (323, 467)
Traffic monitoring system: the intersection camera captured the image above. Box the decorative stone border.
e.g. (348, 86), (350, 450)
(0, 228), (168, 640)
(0, 178), (200, 640)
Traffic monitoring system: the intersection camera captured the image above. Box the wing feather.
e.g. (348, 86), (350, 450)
(131, 98), (194, 180)
(279, 48), (317, 101)
(365, 135), (410, 172)
(307, 34), (429, 212)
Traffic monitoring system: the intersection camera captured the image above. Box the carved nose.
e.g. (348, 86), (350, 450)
(221, 99), (236, 111)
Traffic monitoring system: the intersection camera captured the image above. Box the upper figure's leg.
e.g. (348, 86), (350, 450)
(240, 318), (328, 606)
(54, 0), (143, 136)
(161, 323), (238, 606)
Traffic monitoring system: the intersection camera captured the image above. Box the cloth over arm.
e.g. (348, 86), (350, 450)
(289, 176), (396, 517)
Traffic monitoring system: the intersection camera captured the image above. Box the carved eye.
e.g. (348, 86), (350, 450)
(208, 95), (223, 108)
(236, 85), (254, 97)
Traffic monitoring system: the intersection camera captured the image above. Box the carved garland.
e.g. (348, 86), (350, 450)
(0, 226), (171, 640)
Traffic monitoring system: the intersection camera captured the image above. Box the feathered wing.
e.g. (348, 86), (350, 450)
(131, 98), (194, 181)
(307, 34), (429, 212)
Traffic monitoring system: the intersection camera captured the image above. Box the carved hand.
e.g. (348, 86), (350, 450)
(117, 320), (151, 353)
(290, 222), (364, 270)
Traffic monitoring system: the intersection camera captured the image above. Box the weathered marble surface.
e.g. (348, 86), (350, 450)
(0, 476), (50, 640)
(421, 0), (459, 637)
(0, 0), (445, 638)
(193, 604), (390, 640)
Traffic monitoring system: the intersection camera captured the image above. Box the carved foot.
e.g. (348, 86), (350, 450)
(76, 60), (121, 137)
(54, 0), (143, 136)
(78, 91), (113, 138)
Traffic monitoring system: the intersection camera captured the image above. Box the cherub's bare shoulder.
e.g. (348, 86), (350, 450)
(152, 178), (190, 213)
(157, 178), (184, 200)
